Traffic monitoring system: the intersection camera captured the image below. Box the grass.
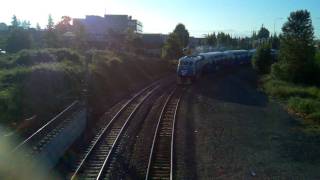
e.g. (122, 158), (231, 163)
(263, 77), (320, 99)
(262, 75), (320, 134)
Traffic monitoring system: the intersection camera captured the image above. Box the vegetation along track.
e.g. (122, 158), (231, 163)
(145, 87), (182, 180)
(70, 82), (160, 180)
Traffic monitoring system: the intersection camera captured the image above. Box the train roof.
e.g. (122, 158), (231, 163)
(248, 49), (257, 53)
(199, 51), (224, 57)
(179, 55), (203, 62)
(224, 49), (248, 53)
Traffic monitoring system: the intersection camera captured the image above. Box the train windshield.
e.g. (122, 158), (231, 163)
(180, 61), (193, 66)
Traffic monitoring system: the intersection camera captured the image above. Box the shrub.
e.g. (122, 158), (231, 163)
(0, 85), (24, 123)
(288, 97), (320, 115)
(271, 62), (290, 81)
(14, 49), (82, 66)
(15, 49), (56, 66)
(0, 48), (85, 124)
(307, 112), (320, 122)
(263, 78), (320, 99)
(252, 43), (272, 74)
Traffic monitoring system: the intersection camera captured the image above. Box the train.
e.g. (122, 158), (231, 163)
(176, 49), (255, 85)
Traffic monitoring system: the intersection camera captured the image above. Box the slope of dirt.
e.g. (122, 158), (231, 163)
(176, 66), (320, 179)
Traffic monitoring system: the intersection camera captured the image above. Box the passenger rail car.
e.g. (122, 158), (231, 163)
(224, 50), (250, 65)
(177, 49), (255, 85)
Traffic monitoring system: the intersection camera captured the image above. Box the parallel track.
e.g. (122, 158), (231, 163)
(145, 88), (181, 180)
(13, 101), (81, 155)
(71, 83), (160, 180)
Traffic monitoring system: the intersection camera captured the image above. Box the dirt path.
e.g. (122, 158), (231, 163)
(176, 67), (320, 179)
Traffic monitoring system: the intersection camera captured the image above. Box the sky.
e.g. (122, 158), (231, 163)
(1, 0), (319, 38)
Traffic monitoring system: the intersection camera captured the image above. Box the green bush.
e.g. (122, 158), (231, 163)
(307, 112), (320, 122)
(263, 78), (320, 99)
(0, 48), (85, 124)
(252, 43), (272, 74)
(14, 49), (82, 66)
(0, 85), (24, 123)
(271, 62), (291, 81)
(270, 61), (318, 84)
(288, 97), (320, 115)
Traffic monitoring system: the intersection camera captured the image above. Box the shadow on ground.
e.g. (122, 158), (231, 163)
(193, 66), (268, 107)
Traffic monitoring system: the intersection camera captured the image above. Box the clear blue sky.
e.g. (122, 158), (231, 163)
(0, 0), (319, 38)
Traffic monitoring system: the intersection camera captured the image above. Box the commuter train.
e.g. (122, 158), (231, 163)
(177, 49), (255, 85)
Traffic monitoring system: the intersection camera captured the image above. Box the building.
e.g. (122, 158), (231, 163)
(73, 14), (142, 41)
(142, 34), (168, 48)
(141, 34), (168, 56)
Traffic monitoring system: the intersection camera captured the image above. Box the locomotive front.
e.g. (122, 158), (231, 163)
(177, 56), (197, 85)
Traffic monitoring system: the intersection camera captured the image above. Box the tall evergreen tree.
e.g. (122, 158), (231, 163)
(270, 33), (280, 49)
(272, 10), (316, 83)
(205, 33), (217, 47)
(257, 25), (270, 39)
(36, 23), (41, 31)
(6, 15), (32, 53)
(47, 14), (54, 30)
(44, 14), (60, 47)
(173, 23), (189, 48)
(11, 15), (19, 29)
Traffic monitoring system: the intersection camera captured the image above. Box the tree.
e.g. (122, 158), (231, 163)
(44, 14), (60, 47)
(257, 25), (270, 39)
(173, 23), (189, 48)
(205, 33), (217, 47)
(56, 16), (72, 33)
(252, 43), (272, 74)
(11, 15), (19, 29)
(162, 32), (183, 59)
(21, 20), (31, 29)
(216, 32), (233, 48)
(252, 31), (257, 40)
(47, 14), (54, 30)
(6, 30), (33, 53)
(73, 23), (87, 50)
(272, 10), (316, 83)
(270, 33), (280, 49)
(36, 23), (41, 31)
(6, 15), (33, 53)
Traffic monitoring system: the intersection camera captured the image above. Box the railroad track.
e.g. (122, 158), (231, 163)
(145, 88), (181, 180)
(71, 83), (160, 180)
(12, 101), (82, 155)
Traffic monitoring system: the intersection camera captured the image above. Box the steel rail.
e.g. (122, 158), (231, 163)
(12, 100), (80, 152)
(145, 88), (180, 180)
(71, 83), (159, 180)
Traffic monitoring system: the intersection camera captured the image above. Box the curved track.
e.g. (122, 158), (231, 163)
(71, 83), (160, 180)
(145, 88), (181, 180)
